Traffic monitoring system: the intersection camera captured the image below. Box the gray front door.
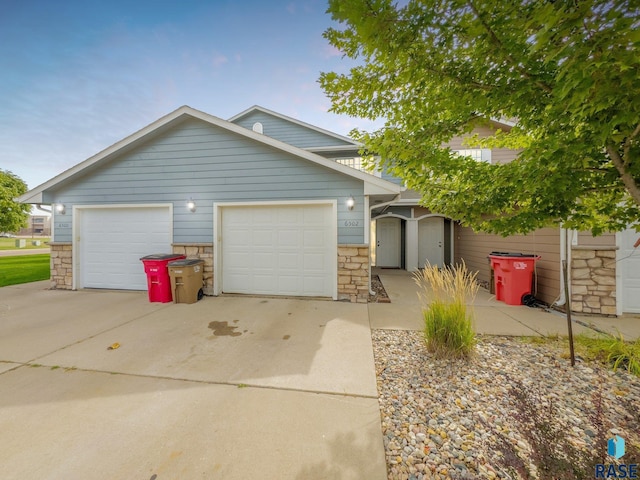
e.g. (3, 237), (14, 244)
(376, 217), (401, 267)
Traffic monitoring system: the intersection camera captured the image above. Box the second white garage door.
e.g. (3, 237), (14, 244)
(77, 206), (172, 290)
(220, 203), (336, 298)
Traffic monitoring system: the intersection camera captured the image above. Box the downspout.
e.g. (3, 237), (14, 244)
(554, 227), (568, 307)
(368, 195), (400, 295)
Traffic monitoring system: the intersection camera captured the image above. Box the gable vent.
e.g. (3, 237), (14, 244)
(252, 122), (263, 134)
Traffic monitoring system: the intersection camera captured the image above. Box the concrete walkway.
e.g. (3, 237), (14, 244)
(370, 268), (640, 339)
(0, 247), (50, 257)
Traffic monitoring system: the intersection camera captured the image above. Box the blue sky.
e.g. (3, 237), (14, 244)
(0, 0), (378, 192)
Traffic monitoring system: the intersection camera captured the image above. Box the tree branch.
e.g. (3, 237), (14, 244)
(607, 142), (640, 206)
(466, 0), (553, 95)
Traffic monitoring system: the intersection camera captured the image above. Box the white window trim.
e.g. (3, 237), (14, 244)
(453, 149), (492, 163)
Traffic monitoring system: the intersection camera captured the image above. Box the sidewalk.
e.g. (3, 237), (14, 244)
(0, 248), (50, 257)
(369, 268), (640, 339)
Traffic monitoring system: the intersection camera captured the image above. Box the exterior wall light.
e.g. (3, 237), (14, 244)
(54, 203), (66, 215)
(346, 196), (355, 211)
(187, 199), (196, 212)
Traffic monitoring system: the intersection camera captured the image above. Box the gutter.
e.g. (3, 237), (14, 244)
(36, 204), (51, 214)
(554, 227), (569, 307)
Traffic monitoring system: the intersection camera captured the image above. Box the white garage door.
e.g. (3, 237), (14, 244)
(619, 227), (640, 313)
(221, 204), (335, 297)
(78, 206), (172, 290)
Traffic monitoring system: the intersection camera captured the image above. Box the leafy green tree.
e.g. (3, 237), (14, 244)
(320, 0), (640, 235)
(0, 170), (30, 233)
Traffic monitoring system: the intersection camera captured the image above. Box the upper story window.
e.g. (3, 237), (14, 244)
(335, 157), (382, 177)
(453, 149), (491, 163)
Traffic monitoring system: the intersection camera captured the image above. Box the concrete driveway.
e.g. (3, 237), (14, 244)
(0, 282), (386, 480)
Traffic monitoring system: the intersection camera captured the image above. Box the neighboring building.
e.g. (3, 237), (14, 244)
(17, 215), (51, 236)
(16, 106), (640, 315)
(370, 119), (639, 315)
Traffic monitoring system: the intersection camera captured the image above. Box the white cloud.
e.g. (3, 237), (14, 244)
(211, 53), (228, 68)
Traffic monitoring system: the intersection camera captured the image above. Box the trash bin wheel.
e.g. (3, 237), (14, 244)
(197, 288), (204, 301)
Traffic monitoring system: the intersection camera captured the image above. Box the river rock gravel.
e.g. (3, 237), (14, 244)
(372, 330), (640, 480)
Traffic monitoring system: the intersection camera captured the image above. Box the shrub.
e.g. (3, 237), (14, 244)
(488, 378), (640, 479)
(414, 261), (478, 359)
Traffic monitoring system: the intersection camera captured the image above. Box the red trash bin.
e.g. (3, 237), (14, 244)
(489, 253), (541, 305)
(140, 254), (186, 303)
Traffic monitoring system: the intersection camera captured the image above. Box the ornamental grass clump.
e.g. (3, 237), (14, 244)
(414, 261), (479, 359)
(575, 333), (640, 377)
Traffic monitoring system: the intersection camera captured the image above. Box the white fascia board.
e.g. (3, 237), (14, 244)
(228, 105), (360, 147)
(15, 191), (43, 204)
(18, 105), (401, 203)
(364, 181), (401, 195)
(306, 145), (364, 152)
(488, 117), (517, 128)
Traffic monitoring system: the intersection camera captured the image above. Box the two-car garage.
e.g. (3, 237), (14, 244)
(73, 202), (337, 299)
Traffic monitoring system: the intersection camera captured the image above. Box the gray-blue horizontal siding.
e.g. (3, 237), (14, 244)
(232, 111), (354, 149)
(47, 118), (365, 244)
(381, 169), (404, 185)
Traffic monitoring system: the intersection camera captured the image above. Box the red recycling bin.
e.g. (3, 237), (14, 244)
(489, 253), (541, 305)
(140, 254), (186, 303)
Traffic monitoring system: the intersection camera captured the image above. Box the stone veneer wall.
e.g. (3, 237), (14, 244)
(50, 242), (73, 290)
(570, 247), (617, 315)
(172, 243), (214, 295)
(49, 241), (362, 302)
(338, 245), (369, 303)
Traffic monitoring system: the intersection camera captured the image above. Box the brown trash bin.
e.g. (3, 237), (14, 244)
(167, 259), (204, 304)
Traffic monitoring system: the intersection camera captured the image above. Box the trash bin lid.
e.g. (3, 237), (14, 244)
(489, 252), (538, 257)
(167, 259), (204, 267)
(140, 253), (185, 261)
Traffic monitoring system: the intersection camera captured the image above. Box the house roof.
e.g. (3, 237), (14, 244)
(17, 105), (400, 204)
(228, 105), (362, 149)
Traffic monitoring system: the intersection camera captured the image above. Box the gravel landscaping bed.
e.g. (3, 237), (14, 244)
(373, 330), (640, 480)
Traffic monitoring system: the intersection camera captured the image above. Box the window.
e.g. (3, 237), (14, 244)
(335, 157), (382, 177)
(453, 149), (491, 163)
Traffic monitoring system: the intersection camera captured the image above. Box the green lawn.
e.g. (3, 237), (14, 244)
(0, 254), (51, 287)
(0, 237), (50, 251)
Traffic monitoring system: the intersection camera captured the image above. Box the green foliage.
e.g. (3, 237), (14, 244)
(0, 170), (31, 234)
(414, 262), (478, 358)
(575, 333), (640, 377)
(321, 0), (640, 235)
(0, 254), (50, 287)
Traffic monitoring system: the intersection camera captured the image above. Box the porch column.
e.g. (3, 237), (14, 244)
(406, 219), (419, 272)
